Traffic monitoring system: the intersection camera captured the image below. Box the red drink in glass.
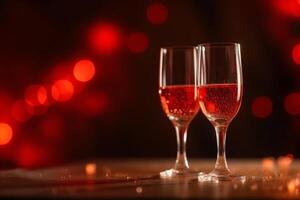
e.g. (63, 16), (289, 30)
(159, 85), (199, 126)
(198, 83), (242, 125)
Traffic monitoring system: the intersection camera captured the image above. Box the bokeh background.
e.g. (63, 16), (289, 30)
(0, 0), (299, 168)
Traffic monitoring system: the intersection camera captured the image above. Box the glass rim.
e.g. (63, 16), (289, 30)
(198, 42), (240, 47)
(160, 45), (197, 50)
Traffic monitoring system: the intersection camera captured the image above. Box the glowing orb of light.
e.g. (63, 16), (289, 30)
(146, 3), (168, 25)
(251, 96), (273, 119)
(25, 85), (48, 106)
(17, 144), (40, 167)
(11, 100), (32, 122)
(73, 60), (96, 82)
(51, 80), (74, 102)
(37, 86), (48, 105)
(89, 23), (121, 54)
(284, 92), (300, 115)
(274, 0), (300, 18)
(127, 32), (149, 54)
(85, 163), (97, 176)
(0, 123), (13, 145)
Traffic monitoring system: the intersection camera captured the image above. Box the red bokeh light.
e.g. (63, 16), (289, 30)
(25, 85), (48, 106)
(0, 123), (13, 145)
(85, 163), (97, 176)
(273, 0), (300, 17)
(73, 60), (96, 82)
(127, 32), (149, 53)
(292, 43), (300, 65)
(89, 23), (121, 54)
(252, 96), (273, 118)
(79, 92), (109, 116)
(37, 86), (48, 105)
(16, 144), (42, 167)
(51, 80), (74, 102)
(11, 100), (32, 122)
(284, 92), (300, 115)
(146, 3), (168, 25)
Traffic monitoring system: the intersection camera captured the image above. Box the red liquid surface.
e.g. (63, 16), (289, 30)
(198, 83), (242, 125)
(159, 85), (199, 125)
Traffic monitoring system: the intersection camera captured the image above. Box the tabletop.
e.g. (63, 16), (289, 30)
(0, 159), (299, 199)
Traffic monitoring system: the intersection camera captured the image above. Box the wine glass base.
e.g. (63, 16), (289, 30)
(198, 172), (246, 182)
(160, 168), (200, 179)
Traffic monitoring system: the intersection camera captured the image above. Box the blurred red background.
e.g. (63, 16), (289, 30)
(0, 0), (299, 168)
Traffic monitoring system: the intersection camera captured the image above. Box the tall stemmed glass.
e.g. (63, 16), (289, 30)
(197, 43), (245, 181)
(159, 46), (200, 178)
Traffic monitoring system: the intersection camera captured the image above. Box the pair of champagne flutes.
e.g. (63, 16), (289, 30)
(159, 43), (244, 182)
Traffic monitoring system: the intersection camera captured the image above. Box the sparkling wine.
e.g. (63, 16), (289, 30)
(198, 83), (242, 125)
(159, 85), (199, 125)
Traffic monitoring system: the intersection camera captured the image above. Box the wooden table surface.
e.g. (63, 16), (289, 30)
(0, 159), (299, 199)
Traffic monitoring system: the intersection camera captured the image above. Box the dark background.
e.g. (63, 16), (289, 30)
(0, 0), (299, 168)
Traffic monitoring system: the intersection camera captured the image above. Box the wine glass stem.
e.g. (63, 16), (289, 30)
(174, 125), (189, 171)
(214, 125), (230, 173)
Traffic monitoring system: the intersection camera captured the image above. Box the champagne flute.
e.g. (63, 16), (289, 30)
(197, 43), (245, 182)
(159, 46), (200, 178)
